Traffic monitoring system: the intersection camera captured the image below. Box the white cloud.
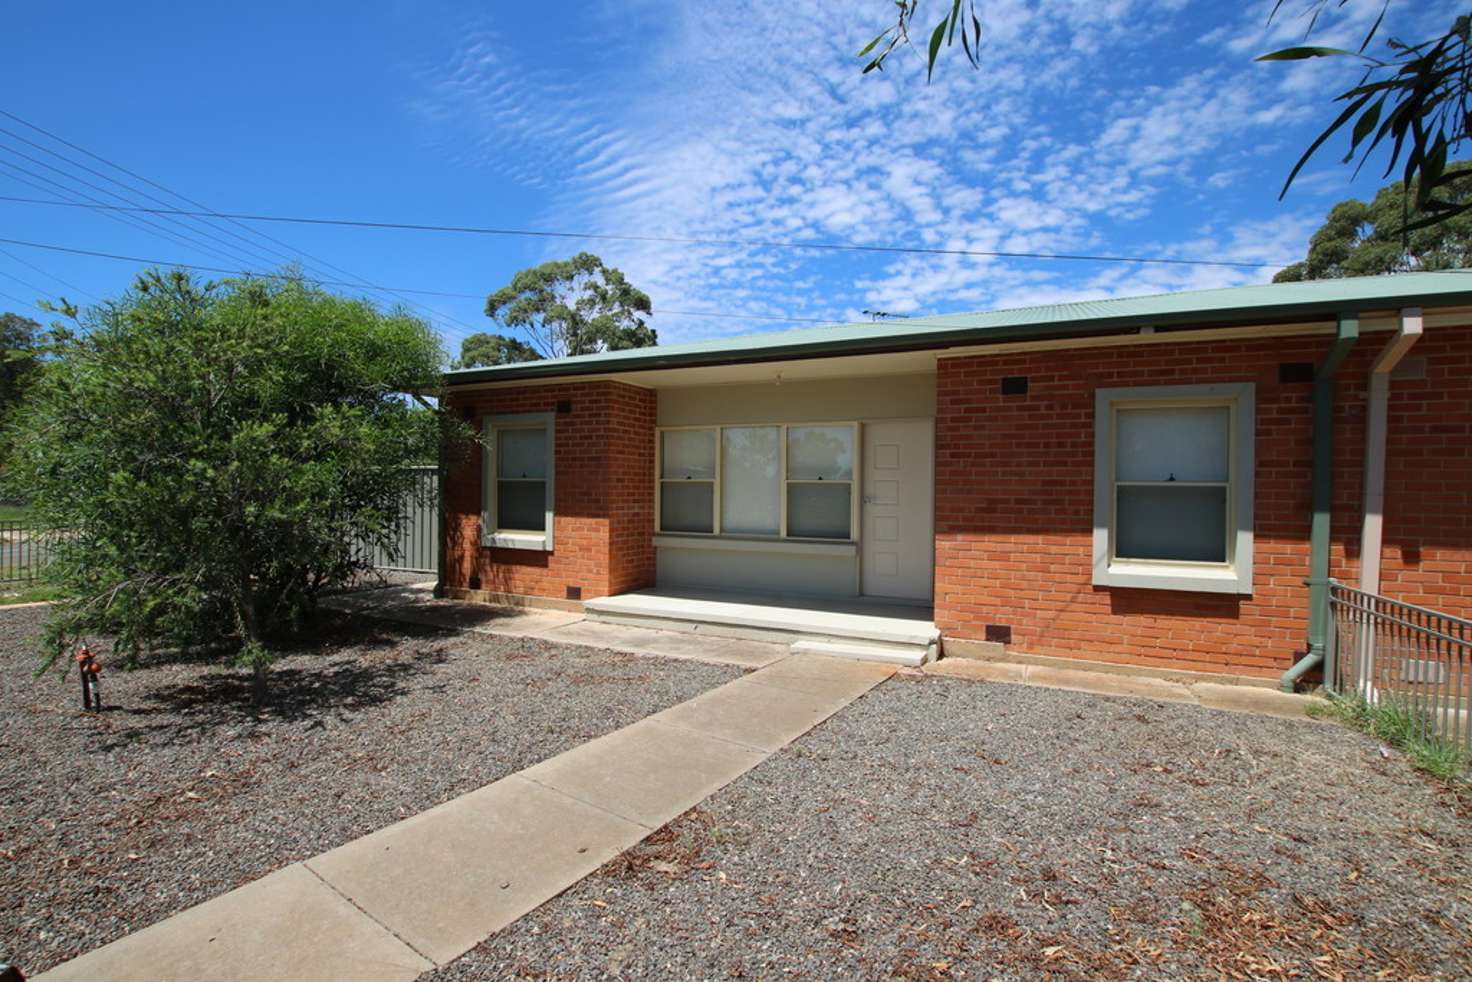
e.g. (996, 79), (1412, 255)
(408, 0), (1463, 344)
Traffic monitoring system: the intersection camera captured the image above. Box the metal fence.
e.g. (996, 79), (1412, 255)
(0, 521), (52, 583)
(1329, 580), (1472, 755)
(358, 466), (439, 574)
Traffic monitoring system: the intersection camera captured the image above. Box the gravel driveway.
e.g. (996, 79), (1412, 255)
(0, 604), (738, 975)
(436, 673), (1472, 980)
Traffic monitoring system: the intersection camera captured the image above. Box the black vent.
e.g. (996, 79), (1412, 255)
(556, 399), (573, 414)
(566, 585), (582, 601)
(1278, 362), (1315, 384)
(985, 624), (1012, 645)
(468, 575), (481, 591)
(1000, 376), (1029, 396)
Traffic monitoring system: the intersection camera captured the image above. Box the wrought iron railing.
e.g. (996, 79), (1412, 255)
(1329, 580), (1472, 755)
(0, 521), (52, 583)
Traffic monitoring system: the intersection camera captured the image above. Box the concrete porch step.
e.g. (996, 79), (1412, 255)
(582, 589), (940, 651)
(789, 638), (936, 668)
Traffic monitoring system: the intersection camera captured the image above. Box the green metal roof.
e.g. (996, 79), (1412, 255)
(444, 270), (1472, 385)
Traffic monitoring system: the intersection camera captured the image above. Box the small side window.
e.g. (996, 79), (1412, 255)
(1093, 384), (1254, 594)
(483, 413), (555, 550)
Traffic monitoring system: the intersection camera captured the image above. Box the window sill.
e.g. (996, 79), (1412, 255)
(1094, 561), (1251, 595)
(484, 532), (551, 552)
(654, 534), (857, 558)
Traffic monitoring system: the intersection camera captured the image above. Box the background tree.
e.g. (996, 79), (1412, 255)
(0, 311), (42, 419)
(861, 2), (1472, 231)
(483, 252), (655, 360)
(455, 331), (541, 368)
(2, 269), (453, 703)
(1274, 164), (1472, 281)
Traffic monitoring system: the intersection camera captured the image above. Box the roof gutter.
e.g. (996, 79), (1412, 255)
(441, 292), (1472, 387)
(1281, 314), (1360, 692)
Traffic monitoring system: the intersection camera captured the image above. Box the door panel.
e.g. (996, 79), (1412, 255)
(861, 420), (934, 601)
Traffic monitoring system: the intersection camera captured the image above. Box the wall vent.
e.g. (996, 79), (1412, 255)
(1391, 355), (1427, 381)
(557, 399), (573, 414)
(566, 585), (583, 601)
(985, 624), (1012, 644)
(468, 575), (482, 591)
(1000, 376), (1029, 396)
(1278, 362), (1315, 384)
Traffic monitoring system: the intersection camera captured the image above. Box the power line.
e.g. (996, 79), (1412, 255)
(0, 245), (101, 303)
(0, 234), (852, 328)
(0, 109), (482, 341)
(0, 193), (1293, 270)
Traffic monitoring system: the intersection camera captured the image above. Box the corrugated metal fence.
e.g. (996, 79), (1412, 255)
(359, 465), (439, 574)
(1329, 580), (1472, 755)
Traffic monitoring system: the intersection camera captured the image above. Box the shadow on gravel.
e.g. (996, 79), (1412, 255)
(95, 615), (454, 748)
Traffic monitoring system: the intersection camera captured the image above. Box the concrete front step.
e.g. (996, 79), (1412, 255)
(583, 589), (940, 651)
(789, 638), (935, 667)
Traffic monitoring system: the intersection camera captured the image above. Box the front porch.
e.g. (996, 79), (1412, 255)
(583, 587), (940, 667)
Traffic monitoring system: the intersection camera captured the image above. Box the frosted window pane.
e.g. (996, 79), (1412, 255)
(787, 484), (851, 539)
(1116, 406), (1229, 483)
(497, 481), (546, 531)
(498, 427), (546, 479)
(661, 482), (713, 533)
(788, 425), (853, 481)
(662, 430), (716, 479)
(721, 426), (780, 535)
(1116, 486), (1226, 562)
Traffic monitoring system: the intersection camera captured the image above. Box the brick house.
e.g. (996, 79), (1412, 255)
(440, 274), (1472, 687)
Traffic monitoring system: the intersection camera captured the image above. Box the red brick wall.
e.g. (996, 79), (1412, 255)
(935, 327), (1472, 679)
(442, 380), (656, 602)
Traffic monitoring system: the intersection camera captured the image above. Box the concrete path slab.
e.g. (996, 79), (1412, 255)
(536, 619), (788, 669)
(37, 864), (429, 982)
(305, 775), (647, 966)
(653, 670), (884, 752)
(519, 718), (768, 829)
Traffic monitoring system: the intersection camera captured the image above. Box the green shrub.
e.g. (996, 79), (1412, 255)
(2, 269), (462, 702)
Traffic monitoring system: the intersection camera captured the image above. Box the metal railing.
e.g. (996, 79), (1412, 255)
(0, 521), (52, 583)
(357, 466), (439, 574)
(1329, 580), (1472, 755)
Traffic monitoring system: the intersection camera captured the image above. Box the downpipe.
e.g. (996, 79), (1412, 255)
(1280, 314), (1358, 693)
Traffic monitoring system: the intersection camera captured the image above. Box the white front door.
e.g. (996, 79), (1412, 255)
(861, 419), (934, 601)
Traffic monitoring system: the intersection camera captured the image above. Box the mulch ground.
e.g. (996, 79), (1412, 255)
(435, 673), (1472, 980)
(0, 603), (738, 975)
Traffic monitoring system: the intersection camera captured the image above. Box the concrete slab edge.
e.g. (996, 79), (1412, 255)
(927, 658), (1320, 720)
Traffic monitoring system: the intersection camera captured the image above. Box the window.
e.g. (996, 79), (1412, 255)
(721, 426), (780, 535)
(482, 413), (555, 550)
(786, 425), (854, 539)
(1093, 384), (1254, 594)
(655, 422), (857, 542)
(660, 429), (716, 533)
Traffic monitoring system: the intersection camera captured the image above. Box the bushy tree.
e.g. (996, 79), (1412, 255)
(2, 269), (451, 702)
(1274, 165), (1472, 281)
(483, 252), (655, 360)
(456, 331), (541, 368)
(0, 311), (42, 418)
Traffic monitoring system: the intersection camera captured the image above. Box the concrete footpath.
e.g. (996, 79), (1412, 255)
(38, 653), (892, 982)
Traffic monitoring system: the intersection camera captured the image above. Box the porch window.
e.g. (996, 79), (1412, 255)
(482, 413), (555, 551)
(1092, 384), (1254, 594)
(655, 422), (858, 542)
(660, 429), (716, 533)
(786, 425), (854, 539)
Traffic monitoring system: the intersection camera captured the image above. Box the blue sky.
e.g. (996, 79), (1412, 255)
(0, 0), (1461, 358)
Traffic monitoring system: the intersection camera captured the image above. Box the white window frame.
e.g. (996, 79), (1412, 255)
(482, 412), (555, 551)
(1092, 383), (1254, 595)
(655, 422), (860, 543)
